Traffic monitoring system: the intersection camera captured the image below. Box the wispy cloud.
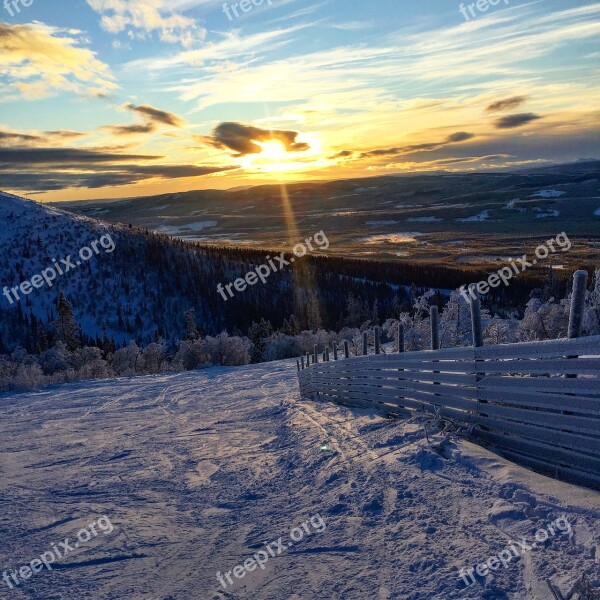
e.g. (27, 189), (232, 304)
(0, 22), (116, 101)
(85, 0), (207, 46)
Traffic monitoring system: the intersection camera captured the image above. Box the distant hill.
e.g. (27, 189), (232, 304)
(54, 164), (600, 269)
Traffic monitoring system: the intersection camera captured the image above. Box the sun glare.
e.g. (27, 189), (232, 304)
(258, 140), (288, 161)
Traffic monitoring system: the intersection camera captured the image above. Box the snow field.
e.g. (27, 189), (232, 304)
(0, 358), (598, 599)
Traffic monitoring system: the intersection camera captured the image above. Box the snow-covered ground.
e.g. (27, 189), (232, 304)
(0, 359), (598, 599)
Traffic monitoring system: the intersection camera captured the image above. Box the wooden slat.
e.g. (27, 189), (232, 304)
(467, 413), (600, 455)
(309, 369), (477, 386)
(481, 376), (600, 393)
(314, 373), (477, 392)
(476, 430), (600, 474)
(478, 387), (600, 416)
(473, 402), (600, 435)
(489, 448), (600, 491)
(311, 357), (600, 375)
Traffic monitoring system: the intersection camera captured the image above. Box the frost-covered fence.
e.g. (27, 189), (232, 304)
(298, 271), (600, 491)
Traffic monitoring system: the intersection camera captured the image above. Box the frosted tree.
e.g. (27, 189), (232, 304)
(439, 291), (473, 348)
(53, 293), (81, 351)
(143, 341), (167, 374)
(112, 341), (141, 376)
(39, 342), (70, 375)
(184, 308), (200, 341)
(10, 363), (45, 391)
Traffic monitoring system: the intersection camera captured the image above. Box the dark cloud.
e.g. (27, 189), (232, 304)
(0, 156), (236, 191)
(0, 131), (39, 144)
(0, 129), (85, 147)
(123, 103), (186, 127)
(494, 113), (542, 129)
(0, 147), (159, 165)
(101, 123), (157, 136)
(328, 150), (354, 159)
(208, 122), (310, 156)
(446, 131), (475, 143)
(486, 96), (528, 112)
(360, 132), (475, 158)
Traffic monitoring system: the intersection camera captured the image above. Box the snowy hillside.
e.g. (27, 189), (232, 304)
(0, 191), (454, 355)
(0, 359), (598, 599)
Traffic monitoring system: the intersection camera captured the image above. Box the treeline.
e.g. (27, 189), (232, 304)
(0, 220), (578, 357)
(2, 268), (598, 394)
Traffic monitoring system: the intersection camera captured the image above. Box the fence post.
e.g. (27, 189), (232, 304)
(322, 351), (327, 362)
(333, 342), (338, 361)
(430, 306), (440, 350)
(469, 285), (486, 416)
(469, 285), (484, 348)
(566, 270), (588, 382)
(374, 326), (381, 354)
(397, 322), (404, 353)
(568, 270), (588, 339)
(325, 347), (330, 362)
(297, 360), (300, 372)
(301, 356), (305, 370)
(344, 340), (350, 359)
(363, 332), (368, 356)
(306, 352), (310, 367)
(314, 345), (318, 363)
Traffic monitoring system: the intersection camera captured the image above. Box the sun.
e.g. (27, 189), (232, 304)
(257, 140), (287, 161)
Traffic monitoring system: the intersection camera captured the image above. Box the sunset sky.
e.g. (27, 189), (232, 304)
(1, 0), (599, 201)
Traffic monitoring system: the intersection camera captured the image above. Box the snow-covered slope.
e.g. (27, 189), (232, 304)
(0, 359), (597, 599)
(0, 192), (230, 350)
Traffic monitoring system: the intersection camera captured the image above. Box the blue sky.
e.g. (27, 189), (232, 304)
(1, 0), (599, 200)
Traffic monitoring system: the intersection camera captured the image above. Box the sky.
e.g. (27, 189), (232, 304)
(1, 0), (599, 201)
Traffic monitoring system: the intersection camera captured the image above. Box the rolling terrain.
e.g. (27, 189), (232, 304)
(55, 162), (600, 269)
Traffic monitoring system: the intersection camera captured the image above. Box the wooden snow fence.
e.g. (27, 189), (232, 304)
(296, 271), (600, 491)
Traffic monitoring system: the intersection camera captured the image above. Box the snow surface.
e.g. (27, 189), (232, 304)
(156, 221), (218, 234)
(456, 210), (490, 222)
(407, 216), (444, 222)
(359, 232), (422, 244)
(0, 358), (598, 599)
(536, 209), (560, 219)
(531, 190), (566, 198)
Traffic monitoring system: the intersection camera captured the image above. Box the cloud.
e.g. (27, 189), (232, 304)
(0, 147), (236, 190)
(123, 103), (186, 127)
(99, 103), (186, 137)
(359, 132), (475, 159)
(0, 147), (160, 165)
(86, 0), (206, 47)
(101, 123), (157, 136)
(494, 113), (542, 129)
(207, 122), (310, 156)
(486, 96), (528, 112)
(446, 131), (475, 143)
(0, 22), (116, 100)
(328, 150), (354, 159)
(0, 128), (86, 146)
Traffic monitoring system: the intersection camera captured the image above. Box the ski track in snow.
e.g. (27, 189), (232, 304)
(0, 359), (598, 600)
